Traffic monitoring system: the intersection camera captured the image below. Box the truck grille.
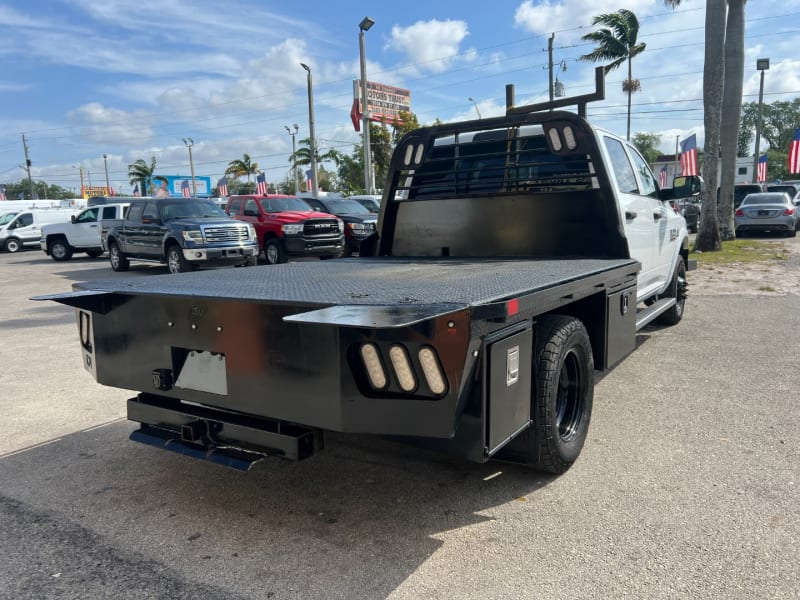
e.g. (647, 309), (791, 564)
(303, 219), (340, 237)
(203, 225), (249, 243)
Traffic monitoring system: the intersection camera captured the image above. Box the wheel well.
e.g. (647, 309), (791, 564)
(163, 238), (183, 258)
(538, 292), (605, 371)
(47, 234), (68, 246)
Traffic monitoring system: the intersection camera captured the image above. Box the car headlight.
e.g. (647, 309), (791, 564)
(182, 230), (204, 242)
(282, 223), (304, 235)
(348, 222), (367, 231)
(337, 219), (344, 232)
(247, 224), (257, 239)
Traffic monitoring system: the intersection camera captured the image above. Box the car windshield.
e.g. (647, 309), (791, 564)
(742, 194), (788, 205)
(323, 199), (371, 215)
(266, 197), (312, 212)
(0, 212), (18, 225)
(160, 199), (227, 219)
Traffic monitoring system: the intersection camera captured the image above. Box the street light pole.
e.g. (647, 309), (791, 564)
(103, 154), (110, 194)
(359, 16), (375, 195)
(300, 63), (319, 199)
(468, 97), (482, 119)
(752, 58), (769, 183)
(285, 124), (300, 194)
(183, 138), (196, 196)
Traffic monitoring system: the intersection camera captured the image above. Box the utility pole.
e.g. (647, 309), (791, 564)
(22, 134), (34, 199)
(674, 135), (680, 181)
(752, 58), (769, 183)
(548, 33), (555, 104)
(183, 138), (196, 196)
(103, 154), (111, 194)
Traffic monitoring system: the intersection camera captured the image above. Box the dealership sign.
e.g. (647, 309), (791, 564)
(351, 80), (412, 131)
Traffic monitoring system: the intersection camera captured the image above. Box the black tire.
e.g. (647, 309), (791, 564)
(240, 255), (258, 267)
(787, 228), (796, 238)
(85, 249), (104, 258)
(4, 238), (22, 253)
(48, 238), (73, 261)
(655, 259), (687, 326)
(108, 241), (129, 272)
(520, 315), (594, 474)
(264, 239), (286, 265)
(166, 244), (192, 274)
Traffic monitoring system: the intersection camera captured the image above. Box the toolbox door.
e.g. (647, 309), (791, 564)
(486, 326), (532, 455)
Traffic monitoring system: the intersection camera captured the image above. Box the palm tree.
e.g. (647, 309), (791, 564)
(225, 153), (259, 184)
(664, 0), (744, 251)
(128, 156), (157, 196)
(579, 9), (646, 141)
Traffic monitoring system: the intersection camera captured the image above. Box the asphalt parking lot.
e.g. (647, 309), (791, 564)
(0, 248), (798, 599)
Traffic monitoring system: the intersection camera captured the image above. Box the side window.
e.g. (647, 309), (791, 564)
(19, 213), (34, 227)
(76, 208), (100, 224)
(228, 198), (243, 215)
(244, 199), (260, 216)
(603, 137), (639, 194)
(127, 203), (144, 223)
(101, 206), (117, 219)
(142, 202), (159, 222)
(627, 146), (659, 198)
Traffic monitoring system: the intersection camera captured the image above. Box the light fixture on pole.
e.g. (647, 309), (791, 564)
(468, 97), (482, 119)
(103, 154), (110, 194)
(300, 63), (319, 199)
(183, 138), (196, 196)
(285, 124), (300, 194)
(752, 58), (769, 183)
(359, 16), (375, 195)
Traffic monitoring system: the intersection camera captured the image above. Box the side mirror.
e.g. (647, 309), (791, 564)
(71, 215), (77, 223)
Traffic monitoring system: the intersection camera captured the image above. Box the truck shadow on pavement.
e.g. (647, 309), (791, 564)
(0, 422), (555, 599)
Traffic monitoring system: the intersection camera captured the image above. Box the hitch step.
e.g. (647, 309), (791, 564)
(127, 394), (322, 469)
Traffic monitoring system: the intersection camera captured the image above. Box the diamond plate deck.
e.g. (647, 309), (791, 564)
(74, 257), (638, 308)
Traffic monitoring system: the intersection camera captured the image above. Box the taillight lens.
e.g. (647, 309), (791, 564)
(783, 207), (795, 216)
(735, 209), (744, 216)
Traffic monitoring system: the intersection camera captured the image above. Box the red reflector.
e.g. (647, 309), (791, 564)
(735, 209), (744, 216)
(507, 298), (519, 316)
(783, 208), (795, 215)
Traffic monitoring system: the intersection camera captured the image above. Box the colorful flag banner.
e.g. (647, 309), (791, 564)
(181, 179), (191, 197)
(305, 169), (313, 191)
(218, 176), (228, 197)
(757, 153), (768, 182)
(256, 172), (267, 195)
(679, 134), (698, 176)
(133, 183), (140, 197)
(659, 165), (668, 188)
(789, 127), (800, 174)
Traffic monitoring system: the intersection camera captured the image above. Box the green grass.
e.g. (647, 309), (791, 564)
(689, 238), (791, 266)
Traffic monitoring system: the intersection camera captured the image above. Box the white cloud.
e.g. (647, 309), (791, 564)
(386, 19), (470, 73)
(514, 0), (658, 40)
(67, 103), (154, 145)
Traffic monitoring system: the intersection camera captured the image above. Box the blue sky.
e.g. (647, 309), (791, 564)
(1, 0), (799, 195)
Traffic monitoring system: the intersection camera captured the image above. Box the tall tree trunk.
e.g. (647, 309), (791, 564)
(695, 0), (726, 252)
(627, 56), (633, 141)
(718, 0), (745, 241)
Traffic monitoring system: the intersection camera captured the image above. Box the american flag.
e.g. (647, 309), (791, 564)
(757, 153), (768, 182)
(305, 169), (313, 191)
(789, 127), (800, 174)
(0, 185), (6, 201)
(659, 165), (668, 188)
(679, 134), (698, 176)
(133, 183), (140, 197)
(218, 176), (228, 197)
(256, 172), (267, 195)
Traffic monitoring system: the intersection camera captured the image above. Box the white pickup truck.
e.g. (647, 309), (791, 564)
(40, 203), (129, 261)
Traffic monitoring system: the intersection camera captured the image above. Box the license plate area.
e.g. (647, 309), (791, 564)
(173, 348), (228, 396)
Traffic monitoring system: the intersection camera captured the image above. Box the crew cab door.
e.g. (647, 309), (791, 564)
(71, 207), (101, 247)
(601, 135), (664, 300)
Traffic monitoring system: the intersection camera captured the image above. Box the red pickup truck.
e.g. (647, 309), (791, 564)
(226, 195), (344, 264)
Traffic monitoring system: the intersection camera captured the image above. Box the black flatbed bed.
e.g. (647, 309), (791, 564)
(75, 257), (639, 309)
